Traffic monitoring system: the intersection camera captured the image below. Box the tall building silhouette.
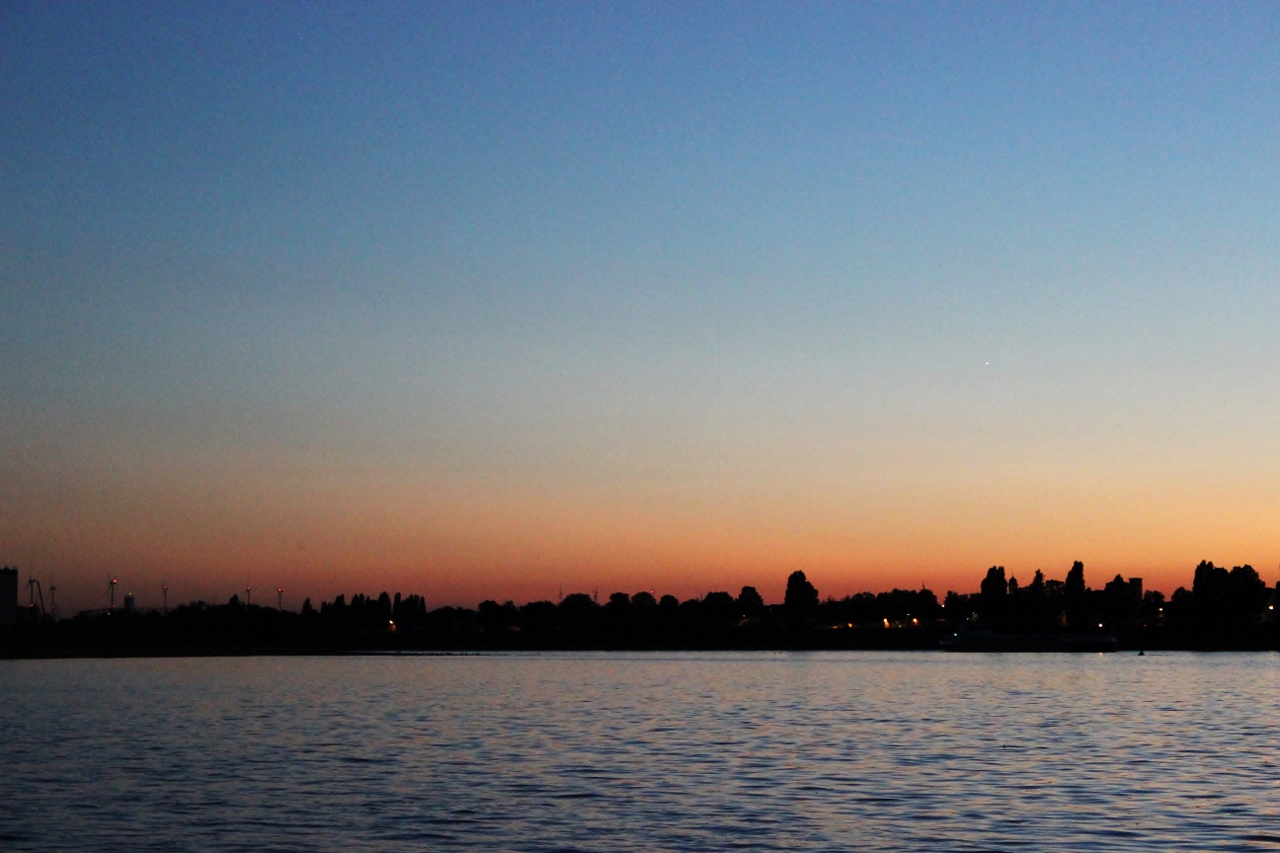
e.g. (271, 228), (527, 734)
(0, 567), (17, 624)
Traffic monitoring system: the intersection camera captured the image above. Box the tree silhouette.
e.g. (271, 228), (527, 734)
(978, 566), (1007, 629)
(1064, 561), (1088, 630)
(737, 586), (765, 614)
(784, 571), (819, 627)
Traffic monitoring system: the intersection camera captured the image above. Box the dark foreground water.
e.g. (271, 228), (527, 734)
(2, 652), (1279, 852)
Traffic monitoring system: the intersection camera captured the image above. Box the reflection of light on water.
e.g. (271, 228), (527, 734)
(2, 654), (1279, 850)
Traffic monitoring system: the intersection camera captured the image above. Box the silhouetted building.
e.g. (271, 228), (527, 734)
(0, 567), (17, 624)
(123, 593), (136, 612)
(1129, 577), (1143, 603)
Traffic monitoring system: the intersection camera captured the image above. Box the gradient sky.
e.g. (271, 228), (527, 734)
(4, 1), (1280, 612)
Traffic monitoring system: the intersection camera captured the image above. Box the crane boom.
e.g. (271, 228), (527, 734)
(27, 577), (45, 616)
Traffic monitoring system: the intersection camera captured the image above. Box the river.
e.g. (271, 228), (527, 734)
(2, 651), (1279, 851)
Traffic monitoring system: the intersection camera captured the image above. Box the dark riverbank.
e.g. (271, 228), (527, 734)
(4, 605), (1278, 658)
(5, 561), (1277, 657)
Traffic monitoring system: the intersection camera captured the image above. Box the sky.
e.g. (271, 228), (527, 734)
(3, 1), (1280, 613)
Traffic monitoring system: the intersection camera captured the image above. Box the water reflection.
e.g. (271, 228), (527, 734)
(1, 652), (1279, 851)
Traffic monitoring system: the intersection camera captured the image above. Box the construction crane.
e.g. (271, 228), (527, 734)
(27, 576), (45, 617)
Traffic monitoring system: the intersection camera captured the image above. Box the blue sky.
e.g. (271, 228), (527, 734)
(3, 2), (1280, 609)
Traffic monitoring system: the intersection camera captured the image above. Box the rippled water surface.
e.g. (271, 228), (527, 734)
(3, 652), (1280, 851)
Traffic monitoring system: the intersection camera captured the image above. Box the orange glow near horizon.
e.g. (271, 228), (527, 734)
(5, 434), (1279, 613)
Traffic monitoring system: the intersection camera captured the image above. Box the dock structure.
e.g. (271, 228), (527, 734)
(0, 567), (17, 625)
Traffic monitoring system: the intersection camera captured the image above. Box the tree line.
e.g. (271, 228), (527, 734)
(3, 561), (1277, 656)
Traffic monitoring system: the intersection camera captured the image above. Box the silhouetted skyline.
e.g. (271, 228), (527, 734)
(6, 561), (1278, 656)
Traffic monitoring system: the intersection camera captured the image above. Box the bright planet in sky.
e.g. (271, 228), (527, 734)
(3, 2), (1280, 613)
